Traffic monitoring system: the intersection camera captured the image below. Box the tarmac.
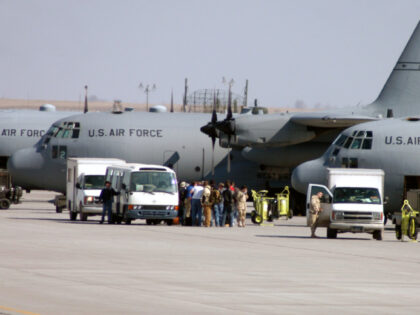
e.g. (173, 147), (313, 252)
(1, 191), (420, 315)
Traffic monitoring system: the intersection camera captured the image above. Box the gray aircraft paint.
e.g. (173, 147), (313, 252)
(0, 110), (78, 156)
(291, 118), (420, 214)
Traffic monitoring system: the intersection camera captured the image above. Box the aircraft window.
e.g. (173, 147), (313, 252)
(356, 130), (365, 137)
(343, 137), (353, 149)
(52, 145), (58, 159)
(56, 128), (64, 138)
(351, 138), (362, 149)
(362, 138), (372, 150)
(352, 130), (358, 136)
(334, 135), (347, 147)
(75, 122), (80, 128)
(72, 130), (80, 139)
(62, 130), (71, 138)
(366, 131), (373, 137)
(349, 158), (358, 168)
(58, 146), (67, 159)
(332, 148), (340, 156)
(341, 158), (348, 168)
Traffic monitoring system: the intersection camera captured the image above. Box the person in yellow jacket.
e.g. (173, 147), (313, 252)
(310, 191), (323, 238)
(236, 185), (248, 227)
(201, 181), (212, 227)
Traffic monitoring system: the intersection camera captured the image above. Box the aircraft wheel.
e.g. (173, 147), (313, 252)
(408, 217), (418, 240)
(327, 228), (337, 239)
(0, 199), (11, 209)
(395, 225), (402, 240)
(69, 211), (77, 221)
(373, 229), (383, 241)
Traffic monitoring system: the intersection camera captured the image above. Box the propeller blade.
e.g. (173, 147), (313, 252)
(211, 136), (215, 176)
(227, 87), (232, 120)
(227, 135), (231, 173)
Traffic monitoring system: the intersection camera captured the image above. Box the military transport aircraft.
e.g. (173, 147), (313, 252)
(8, 21), (420, 197)
(291, 117), (420, 216)
(201, 20), (420, 181)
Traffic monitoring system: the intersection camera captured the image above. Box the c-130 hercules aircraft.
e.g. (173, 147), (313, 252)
(8, 21), (420, 197)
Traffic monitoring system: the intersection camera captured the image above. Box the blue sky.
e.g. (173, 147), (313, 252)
(1, 0), (420, 108)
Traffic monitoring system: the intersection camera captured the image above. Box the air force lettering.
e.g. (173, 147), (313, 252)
(88, 128), (163, 138)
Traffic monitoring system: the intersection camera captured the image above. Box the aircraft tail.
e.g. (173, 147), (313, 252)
(372, 21), (420, 116)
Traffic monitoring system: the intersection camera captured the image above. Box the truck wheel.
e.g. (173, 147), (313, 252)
(56, 206), (63, 213)
(146, 219), (152, 225)
(166, 220), (173, 226)
(69, 211), (77, 221)
(254, 214), (262, 225)
(395, 225), (402, 240)
(0, 199), (11, 209)
(408, 217), (418, 240)
(327, 228), (337, 239)
(373, 230), (383, 241)
(80, 212), (88, 221)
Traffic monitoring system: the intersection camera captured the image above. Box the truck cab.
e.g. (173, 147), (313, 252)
(306, 168), (384, 240)
(106, 164), (179, 225)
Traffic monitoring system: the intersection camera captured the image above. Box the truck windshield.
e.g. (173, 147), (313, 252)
(333, 187), (381, 204)
(83, 175), (105, 189)
(130, 171), (177, 193)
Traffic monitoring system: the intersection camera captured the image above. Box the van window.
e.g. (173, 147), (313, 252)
(130, 171), (177, 193)
(333, 187), (381, 204)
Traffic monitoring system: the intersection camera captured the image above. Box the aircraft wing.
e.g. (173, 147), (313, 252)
(290, 113), (379, 128)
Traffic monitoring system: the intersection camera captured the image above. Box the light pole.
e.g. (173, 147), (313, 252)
(138, 83), (156, 111)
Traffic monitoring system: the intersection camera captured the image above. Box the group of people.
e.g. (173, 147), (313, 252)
(179, 180), (249, 227)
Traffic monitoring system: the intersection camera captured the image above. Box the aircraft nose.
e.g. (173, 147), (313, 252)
(291, 158), (328, 194)
(8, 147), (44, 188)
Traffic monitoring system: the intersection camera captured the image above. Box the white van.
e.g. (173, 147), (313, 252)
(105, 163), (179, 224)
(306, 168), (384, 240)
(66, 158), (125, 221)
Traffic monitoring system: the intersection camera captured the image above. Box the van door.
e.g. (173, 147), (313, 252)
(306, 184), (333, 227)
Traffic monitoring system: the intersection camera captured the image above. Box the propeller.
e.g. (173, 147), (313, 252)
(200, 91), (218, 175)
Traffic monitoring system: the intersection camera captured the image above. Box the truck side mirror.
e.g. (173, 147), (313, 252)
(75, 183), (81, 189)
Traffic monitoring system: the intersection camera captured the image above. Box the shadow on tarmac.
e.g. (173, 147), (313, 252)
(255, 234), (374, 241)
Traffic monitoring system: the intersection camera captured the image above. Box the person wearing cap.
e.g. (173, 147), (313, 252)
(211, 182), (224, 227)
(99, 181), (119, 224)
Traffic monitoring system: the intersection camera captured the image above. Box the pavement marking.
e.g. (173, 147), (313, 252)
(0, 306), (40, 315)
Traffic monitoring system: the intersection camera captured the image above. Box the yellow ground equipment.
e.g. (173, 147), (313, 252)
(395, 200), (419, 241)
(250, 187), (292, 225)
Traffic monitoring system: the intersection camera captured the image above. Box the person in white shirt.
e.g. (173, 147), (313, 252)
(191, 182), (204, 226)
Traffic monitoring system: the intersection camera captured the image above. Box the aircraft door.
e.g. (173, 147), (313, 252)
(306, 184), (333, 227)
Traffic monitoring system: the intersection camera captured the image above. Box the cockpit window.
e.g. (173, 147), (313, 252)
(43, 122), (81, 147)
(362, 138), (372, 150)
(351, 138), (362, 149)
(343, 137), (353, 149)
(340, 130), (373, 150)
(334, 135), (348, 147)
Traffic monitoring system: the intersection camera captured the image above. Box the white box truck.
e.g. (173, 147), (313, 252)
(105, 163), (179, 225)
(67, 158), (125, 221)
(306, 168), (385, 240)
